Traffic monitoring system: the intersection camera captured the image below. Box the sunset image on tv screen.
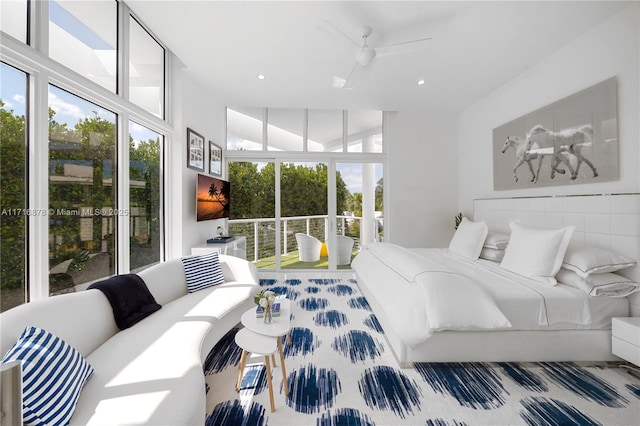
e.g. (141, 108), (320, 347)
(197, 175), (230, 221)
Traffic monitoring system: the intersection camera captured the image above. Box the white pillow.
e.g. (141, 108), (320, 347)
(479, 247), (505, 262)
(483, 231), (510, 250)
(448, 217), (488, 260)
(562, 245), (636, 278)
(500, 221), (574, 286)
(556, 268), (640, 298)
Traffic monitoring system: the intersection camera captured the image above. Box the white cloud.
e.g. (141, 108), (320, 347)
(48, 91), (85, 122)
(11, 94), (25, 106)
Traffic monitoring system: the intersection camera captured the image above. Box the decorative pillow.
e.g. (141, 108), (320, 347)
(448, 217), (488, 260)
(182, 252), (225, 293)
(1, 327), (93, 426)
(479, 247), (505, 262)
(483, 231), (510, 250)
(88, 274), (161, 330)
(500, 221), (574, 286)
(562, 245), (636, 278)
(556, 268), (640, 298)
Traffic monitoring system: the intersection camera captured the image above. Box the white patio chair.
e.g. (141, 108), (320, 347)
(295, 233), (322, 262)
(336, 235), (355, 265)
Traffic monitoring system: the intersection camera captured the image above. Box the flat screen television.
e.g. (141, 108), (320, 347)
(196, 174), (230, 221)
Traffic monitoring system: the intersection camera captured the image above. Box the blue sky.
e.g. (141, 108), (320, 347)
(0, 64), (158, 145)
(1, 63), (27, 117)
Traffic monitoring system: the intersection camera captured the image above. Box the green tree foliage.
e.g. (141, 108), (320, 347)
(48, 110), (116, 269)
(2, 98), (162, 309)
(228, 162), (349, 219)
(375, 178), (384, 210)
(129, 135), (161, 270)
(0, 100), (27, 299)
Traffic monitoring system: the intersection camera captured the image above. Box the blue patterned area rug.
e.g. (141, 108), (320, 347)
(204, 274), (640, 425)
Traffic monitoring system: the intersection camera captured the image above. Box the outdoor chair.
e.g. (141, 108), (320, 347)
(295, 233), (322, 262)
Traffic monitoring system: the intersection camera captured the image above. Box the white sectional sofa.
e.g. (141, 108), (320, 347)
(0, 254), (259, 425)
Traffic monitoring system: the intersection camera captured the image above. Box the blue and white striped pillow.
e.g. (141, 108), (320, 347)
(1, 326), (93, 425)
(182, 252), (225, 293)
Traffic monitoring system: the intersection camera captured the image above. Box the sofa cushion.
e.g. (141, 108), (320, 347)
(0, 291), (118, 359)
(182, 252), (225, 293)
(2, 327), (93, 426)
(138, 258), (189, 305)
(71, 281), (257, 425)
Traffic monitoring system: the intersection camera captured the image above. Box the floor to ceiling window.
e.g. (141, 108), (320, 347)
(281, 161), (328, 270)
(226, 107), (386, 270)
(228, 161), (275, 268)
(48, 85), (117, 294)
(0, 1), (170, 311)
(129, 122), (163, 271)
(0, 63), (28, 311)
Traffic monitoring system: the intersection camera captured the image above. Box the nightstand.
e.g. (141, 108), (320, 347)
(612, 317), (640, 367)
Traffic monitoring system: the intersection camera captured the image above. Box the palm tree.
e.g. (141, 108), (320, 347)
(375, 178), (383, 211)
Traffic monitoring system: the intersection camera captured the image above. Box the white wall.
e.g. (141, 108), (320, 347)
(171, 65), (229, 256)
(457, 3), (640, 216)
(386, 111), (459, 248)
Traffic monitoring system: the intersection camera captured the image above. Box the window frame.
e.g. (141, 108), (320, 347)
(0, 0), (172, 307)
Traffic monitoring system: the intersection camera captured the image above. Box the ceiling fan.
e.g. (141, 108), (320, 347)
(320, 21), (432, 89)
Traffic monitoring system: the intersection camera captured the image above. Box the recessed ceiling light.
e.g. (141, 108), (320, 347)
(257, 74), (265, 80)
(417, 79), (426, 86)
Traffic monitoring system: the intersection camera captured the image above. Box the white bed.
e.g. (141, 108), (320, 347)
(352, 194), (640, 366)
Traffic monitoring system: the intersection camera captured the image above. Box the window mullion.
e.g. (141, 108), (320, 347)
(118, 113), (130, 274)
(118, 0), (129, 99)
(274, 160), (281, 270)
(31, 0), (48, 56)
(28, 68), (50, 301)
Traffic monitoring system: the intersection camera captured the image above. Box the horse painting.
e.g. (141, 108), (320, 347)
(501, 136), (543, 183)
(525, 124), (598, 180)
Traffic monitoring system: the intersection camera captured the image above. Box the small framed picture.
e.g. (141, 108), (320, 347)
(187, 128), (205, 171)
(209, 141), (222, 176)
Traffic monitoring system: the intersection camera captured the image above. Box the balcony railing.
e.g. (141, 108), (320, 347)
(228, 214), (381, 264)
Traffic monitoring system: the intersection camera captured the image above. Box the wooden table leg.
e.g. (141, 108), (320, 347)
(277, 336), (288, 396)
(236, 349), (248, 392)
(264, 355), (276, 412)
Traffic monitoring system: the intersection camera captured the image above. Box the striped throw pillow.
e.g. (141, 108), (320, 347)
(182, 252), (225, 293)
(1, 327), (93, 425)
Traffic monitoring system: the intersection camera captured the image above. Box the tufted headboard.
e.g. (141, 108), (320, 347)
(473, 193), (640, 315)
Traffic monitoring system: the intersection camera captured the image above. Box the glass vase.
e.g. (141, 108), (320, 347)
(263, 305), (272, 324)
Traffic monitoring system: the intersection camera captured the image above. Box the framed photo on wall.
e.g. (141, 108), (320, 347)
(187, 128), (205, 171)
(492, 77), (618, 190)
(209, 141), (222, 176)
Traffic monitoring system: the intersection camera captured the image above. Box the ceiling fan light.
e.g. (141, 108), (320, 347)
(356, 47), (376, 66)
(257, 74), (265, 80)
(417, 79), (426, 86)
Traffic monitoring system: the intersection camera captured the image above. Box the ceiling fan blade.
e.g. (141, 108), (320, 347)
(320, 20), (360, 48)
(334, 62), (359, 89)
(376, 37), (433, 58)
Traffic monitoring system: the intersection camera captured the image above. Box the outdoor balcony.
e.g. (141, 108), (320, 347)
(228, 214), (383, 270)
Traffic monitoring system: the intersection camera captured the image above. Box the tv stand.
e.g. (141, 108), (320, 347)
(192, 236), (246, 260)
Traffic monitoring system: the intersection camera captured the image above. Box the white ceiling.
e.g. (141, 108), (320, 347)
(127, 1), (629, 113)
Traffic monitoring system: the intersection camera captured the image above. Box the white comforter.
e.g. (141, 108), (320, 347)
(352, 243), (594, 348)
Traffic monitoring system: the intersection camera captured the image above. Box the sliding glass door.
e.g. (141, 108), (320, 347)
(228, 158), (383, 270)
(228, 161), (276, 269)
(281, 161), (328, 270)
